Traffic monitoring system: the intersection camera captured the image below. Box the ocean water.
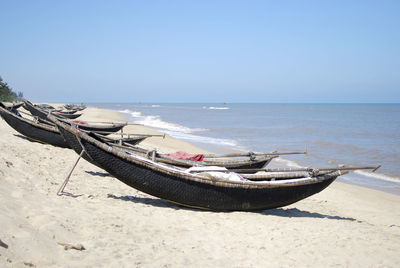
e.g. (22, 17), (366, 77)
(90, 103), (400, 194)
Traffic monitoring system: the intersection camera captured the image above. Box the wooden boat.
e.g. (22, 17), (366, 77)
(0, 101), (24, 110)
(0, 103), (69, 148)
(0, 105), (146, 149)
(64, 104), (86, 111)
(22, 99), (126, 134)
(23, 99), (82, 120)
(49, 116), (276, 171)
(69, 120), (127, 134)
(54, 109), (78, 114)
(48, 116), (351, 211)
(63, 121), (348, 211)
(52, 111), (82, 119)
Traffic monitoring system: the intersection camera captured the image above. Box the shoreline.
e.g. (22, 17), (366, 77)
(1, 104), (399, 267)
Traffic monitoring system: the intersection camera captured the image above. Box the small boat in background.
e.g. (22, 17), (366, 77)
(0, 102), (69, 148)
(0, 104), (146, 149)
(22, 99), (82, 120)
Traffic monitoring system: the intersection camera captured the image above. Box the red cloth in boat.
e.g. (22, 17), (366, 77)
(165, 151), (204, 161)
(72, 120), (87, 125)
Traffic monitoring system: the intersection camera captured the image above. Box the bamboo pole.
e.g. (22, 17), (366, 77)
(70, 120), (142, 126)
(203, 151), (307, 158)
(232, 165), (381, 174)
(57, 151), (84, 196)
(188, 165), (381, 174)
(85, 130), (165, 138)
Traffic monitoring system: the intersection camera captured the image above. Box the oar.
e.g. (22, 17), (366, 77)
(230, 165), (381, 174)
(203, 151), (307, 158)
(188, 165), (381, 174)
(86, 130), (166, 138)
(70, 120), (146, 126)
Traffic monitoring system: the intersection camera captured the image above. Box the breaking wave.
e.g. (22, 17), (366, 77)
(354, 170), (400, 183)
(119, 109), (206, 134)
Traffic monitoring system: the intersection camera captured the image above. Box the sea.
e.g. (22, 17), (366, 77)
(89, 103), (400, 195)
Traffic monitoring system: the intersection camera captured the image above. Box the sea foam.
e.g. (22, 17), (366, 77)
(120, 109), (207, 134)
(354, 170), (400, 183)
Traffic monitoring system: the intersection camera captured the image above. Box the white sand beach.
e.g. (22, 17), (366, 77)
(1, 105), (399, 267)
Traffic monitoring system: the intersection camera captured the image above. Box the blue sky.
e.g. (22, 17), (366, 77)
(1, 0), (399, 103)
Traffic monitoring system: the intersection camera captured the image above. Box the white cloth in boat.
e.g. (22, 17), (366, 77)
(185, 166), (248, 182)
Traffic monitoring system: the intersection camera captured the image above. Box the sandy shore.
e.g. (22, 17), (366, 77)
(1, 105), (399, 267)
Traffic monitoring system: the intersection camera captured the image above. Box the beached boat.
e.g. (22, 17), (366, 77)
(22, 99), (127, 134)
(0, 105), (146, 149)
(0, 103), (69, 148)
(54, 109), (78, 114)
(49, 116), (276, 171)
(64, 103), (86, 111)
(51, 111), (82, 119)
(51, 116), (350, 211)
(0, 101), (24, 110)
(23, 99), (82, 120)
(68, 120), (127, 134)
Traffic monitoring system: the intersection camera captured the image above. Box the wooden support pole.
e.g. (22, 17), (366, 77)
(57, 151), (84, 196)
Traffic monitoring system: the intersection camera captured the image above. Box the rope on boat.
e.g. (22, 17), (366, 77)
(72, 124), (95, 162)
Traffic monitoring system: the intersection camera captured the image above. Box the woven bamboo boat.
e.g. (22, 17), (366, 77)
(49, 116), (275, 171)
(23, 99), (82, 120)
(51, 111), (82, 119)
(0, 104), (69, 148)
(54, 109), (78, 114)
(69, 120), (127, 134)
(64, 104), (86, 111)
(0, 105), (146, 149)
(55, 116), (344, 211)
(1, 101), (24, 110)
(23, 99), (126, 134)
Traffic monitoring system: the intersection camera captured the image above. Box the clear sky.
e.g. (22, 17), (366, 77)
(1, 0), (399, 103)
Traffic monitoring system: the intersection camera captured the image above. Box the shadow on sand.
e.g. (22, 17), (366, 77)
(106, 194), (357, 221)
(85, 171), (112, 177)
(107, 194), (180, 209)
(263, 208), (357, 221)
(14, 134), (44, 144)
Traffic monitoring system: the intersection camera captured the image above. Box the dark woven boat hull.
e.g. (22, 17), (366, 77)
(77, 124), (124, 133)
(53, 112), (82, 119)
(24, 102), (48, 119)
(0, 107), (69, 148)
(24, 101), (82, 119)
(56, 124), (99, 165)
(56, 123), (145, 166)
(79, 136), (337, 211)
